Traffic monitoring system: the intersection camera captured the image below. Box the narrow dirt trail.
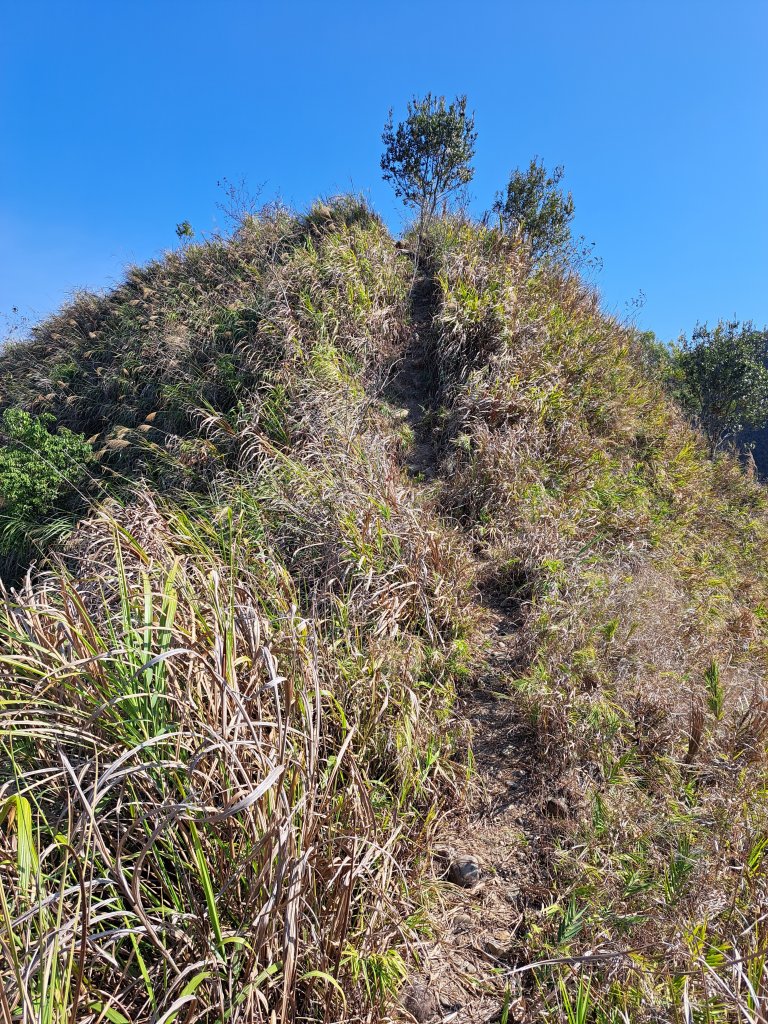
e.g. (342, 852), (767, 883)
(386, 272), (548, 1023)
(385, 273), (441, 482)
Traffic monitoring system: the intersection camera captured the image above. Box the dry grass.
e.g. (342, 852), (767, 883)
(1, 502), (404, 1021)
(2, 200), (768, 1021)
(0, 200), (478, 1022)
(422, 215), (768, 1021)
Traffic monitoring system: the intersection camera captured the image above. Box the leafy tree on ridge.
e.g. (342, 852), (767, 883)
(493, 157), (575, 262)
(381, 93), (477, 250)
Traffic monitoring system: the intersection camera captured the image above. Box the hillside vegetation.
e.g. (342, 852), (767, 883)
(2, 198), (768, 1024)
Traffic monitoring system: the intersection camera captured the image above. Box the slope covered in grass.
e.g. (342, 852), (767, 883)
(1, 199), (767, 1023)
(422, 221), (768, 1020)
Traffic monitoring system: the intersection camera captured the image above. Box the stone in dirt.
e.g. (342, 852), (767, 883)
(452, 912), (475, 932)
(484, 930), (513, 958)
(401, 978), (438, 1022)
(448, 854), (482, 888)
(544, 796), (569, 819)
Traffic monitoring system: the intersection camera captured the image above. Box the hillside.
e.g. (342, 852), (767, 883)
(2, 198), (768, 1024)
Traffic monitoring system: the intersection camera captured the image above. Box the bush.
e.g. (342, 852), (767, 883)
(493, 157), (575, 262)
(0, 408), (93, 552)
(665, 320), (768, 452)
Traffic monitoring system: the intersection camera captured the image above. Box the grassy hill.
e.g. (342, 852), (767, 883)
(1, 198), (768, 1023)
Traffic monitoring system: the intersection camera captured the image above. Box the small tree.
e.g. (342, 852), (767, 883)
(175, 220), (194, 243)
(381, 94), (477, 246)
(493, 157), (575, 262)
(666, 320), (768, 453)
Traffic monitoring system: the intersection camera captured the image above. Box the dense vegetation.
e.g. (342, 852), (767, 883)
(1, 150), (768, 1020)
(660, 320), (768, 454)
(0, 408), (92, 560)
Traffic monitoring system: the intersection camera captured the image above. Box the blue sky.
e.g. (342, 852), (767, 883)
(1, 0), (766, 342)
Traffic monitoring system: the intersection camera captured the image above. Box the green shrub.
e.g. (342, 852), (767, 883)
(493, 157), (575, 262)
(0, 408), (93, 552)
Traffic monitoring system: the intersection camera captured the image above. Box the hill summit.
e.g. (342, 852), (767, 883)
(1, 198), (768, 1023)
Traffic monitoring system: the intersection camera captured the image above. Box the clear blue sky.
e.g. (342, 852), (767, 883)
(1, 1), (766, 342)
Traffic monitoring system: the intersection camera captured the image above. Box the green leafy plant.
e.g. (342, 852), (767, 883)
(558, 973), (594, 1024)
(0, 407), (92, 553)
(662, 836), (697, 905)
(493, 157), (575, 261)
(704, 659), (725, 720)
(340, 945), (408, 1006)
(175, 219), (194, 241)
(557, 896), (587, 946)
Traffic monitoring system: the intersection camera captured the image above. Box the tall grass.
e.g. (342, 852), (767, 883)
(0, 499), (451, 1022)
